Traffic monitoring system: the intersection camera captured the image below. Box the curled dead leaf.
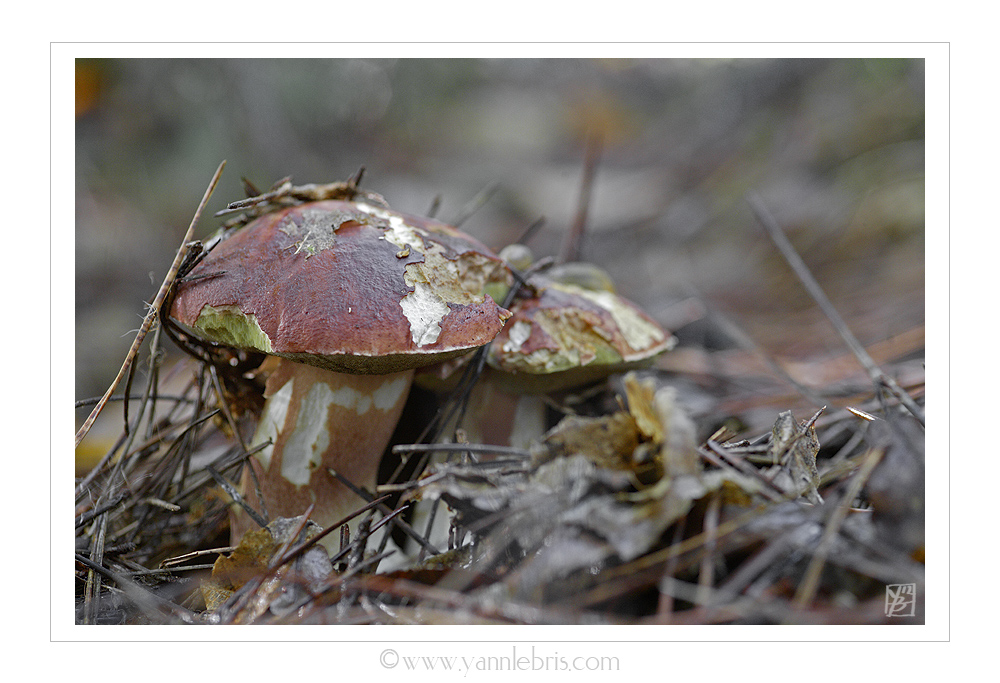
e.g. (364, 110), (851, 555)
(201, 516), (333, 615)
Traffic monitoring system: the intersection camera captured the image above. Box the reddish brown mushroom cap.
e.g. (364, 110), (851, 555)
(170, 200), (511, 374)
(486, 275), (675, 392)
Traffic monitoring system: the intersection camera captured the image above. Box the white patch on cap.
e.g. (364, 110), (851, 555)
(502, 320), (533, 353)
(400, 281), (449, 346)
(358, 202), (423, 253)
(356, 202), (450, 347)
(575, 288), (668, 353)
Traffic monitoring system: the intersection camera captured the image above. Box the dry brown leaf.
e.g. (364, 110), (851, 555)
(201, 516), (332, 614)
(530, 411), (641, 472)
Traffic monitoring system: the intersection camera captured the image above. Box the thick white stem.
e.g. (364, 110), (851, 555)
(230, 359), (413, 550)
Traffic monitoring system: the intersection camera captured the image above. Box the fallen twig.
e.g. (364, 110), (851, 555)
(747, 193), (924, 426)
(76, 161), (227, 447)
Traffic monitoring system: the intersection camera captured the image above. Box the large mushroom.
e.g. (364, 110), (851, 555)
(169, 197), (510, 547)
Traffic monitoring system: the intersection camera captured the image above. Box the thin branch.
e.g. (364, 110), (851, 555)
(559, 131), (602, 264)
(792, 444), (887, 609)
(75, 553), (199, 624)
(391, 442), (532, 459)
(746, 193), (924, 426)
(205, 464), (268, 530)
(76, 161), (227, 447)
(74, 393), (194, 408)
(449, 182), (498, 228)
(328, 468), (442, 556)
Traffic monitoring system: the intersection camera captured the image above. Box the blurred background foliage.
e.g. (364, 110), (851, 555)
(75, 58), (924, 415)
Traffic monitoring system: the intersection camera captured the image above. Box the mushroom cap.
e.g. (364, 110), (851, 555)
(170, 199), (511, 374)
(486, 275), (675, 392)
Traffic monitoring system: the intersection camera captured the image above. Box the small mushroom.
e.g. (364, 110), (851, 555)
(170, 198), (510, 547)
(487, 270), (675, 393)
(420, 259), (674, 448)
(485, 270), (674, 446)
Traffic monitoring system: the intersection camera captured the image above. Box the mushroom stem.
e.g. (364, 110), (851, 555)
(455, 375), (549, 450)
(231, 358), (413, 550)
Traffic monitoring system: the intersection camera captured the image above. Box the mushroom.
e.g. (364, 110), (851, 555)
(419, 256), (674, 448)
(169, 198), (510, 547)
(487, 271), (674, 393)
(487, 268), (675, 445)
